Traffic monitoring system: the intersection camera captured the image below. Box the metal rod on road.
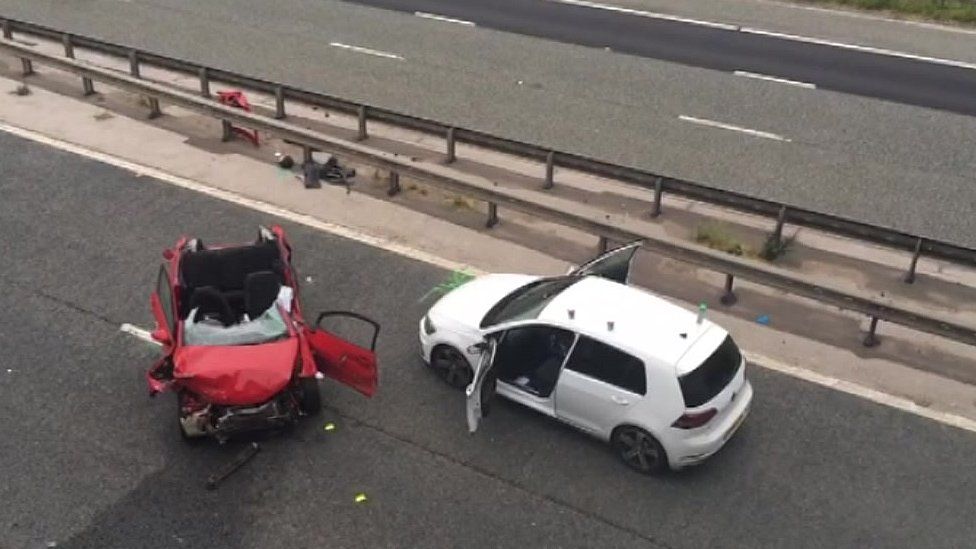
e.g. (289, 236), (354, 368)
(863, 316), (881, 347)
(357, 105), (368, 141)
(198, 67), (210, 98)
(486, 202), (499, 228)
(904, 238), (924, 284)
(128, 50), (140, 78)
(446, 127), (456, 164)
(274, 86), (286, 120)
(772, 205), (788, 246)
(651, 177), (664, 218)
(544, 151), (555, 190)
(721, 274), (737, 306)
(388, 171), (401, 196)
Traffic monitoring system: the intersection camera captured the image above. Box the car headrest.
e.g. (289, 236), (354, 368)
(188, 286), (236, 327)
(244, 271), (281, 320)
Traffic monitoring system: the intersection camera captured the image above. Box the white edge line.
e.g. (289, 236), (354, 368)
(547, 0), (976, 71)
(547, 0), (737, 30)
(678, 115), (791, 142)
(745, 351), (976, 435)
(120, 323), (161, 346)
(739, 27), (976, 71)
(414, 12), (476, 27)
(329, 42), (404, 61)
(0, 121), (479, 276)
(4, 121), (974, 435)
(733, 70), (816, 89)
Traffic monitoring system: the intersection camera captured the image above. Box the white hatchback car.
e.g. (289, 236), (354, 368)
(419, 241), (752, 474)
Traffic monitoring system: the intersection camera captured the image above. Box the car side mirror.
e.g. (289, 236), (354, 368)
(466, 341), (487, 355)
(162, 249), (175, 260)
(151, 328), (171, 346)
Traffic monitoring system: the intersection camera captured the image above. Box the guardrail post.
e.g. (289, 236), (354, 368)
(387, 171), (401, 196)
(772, 205), (787, 246)
(302, 145), (313, 166)
(904, 238), (923, 284)
(863, 316), (880, 347)
(21, 58), (33, 76)
(544, 151), (555, 190)
(486, 202), (499, 228)
(650, 177), (664, 218)
(147, 97), (162, 119)
(357, 106), (368, 141)
(62, 34), (95, 96)
(445, 127), (456, 164)
(199, 67), (211, 98)
(598, 236), (609, 253)
(274, 86), (286, 119)
(221, 120), (233, 142)
(2, 19), (12, 39)
(128, 50), (140, 78)
(720, 274), (737, 305)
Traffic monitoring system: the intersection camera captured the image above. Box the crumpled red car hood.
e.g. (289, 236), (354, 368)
(174, 338), (298, 406)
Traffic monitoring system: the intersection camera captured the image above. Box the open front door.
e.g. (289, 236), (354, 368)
(147, 264), (177, 395)
(568, 240), (642, 284)
(465, 338), (498, 434)
(306, 311), (379, 397)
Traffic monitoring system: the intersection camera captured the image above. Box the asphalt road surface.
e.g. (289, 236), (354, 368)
(343, 0), (976, 117)
(2, 132), (976, 549)
(2, 0), (976, 249)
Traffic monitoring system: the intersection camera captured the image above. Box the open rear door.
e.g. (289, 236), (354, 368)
(465, 338), (498, 434)
(306, 311), (379, 397)
(568, 240), (642, 284)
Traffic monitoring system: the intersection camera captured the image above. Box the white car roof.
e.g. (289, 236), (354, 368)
(539, 276), (723, 367)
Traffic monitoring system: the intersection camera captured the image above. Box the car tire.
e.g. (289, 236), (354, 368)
(298, 377), (322, 416)
(611, 426), (668, 475)
(429, 345), (473, 390)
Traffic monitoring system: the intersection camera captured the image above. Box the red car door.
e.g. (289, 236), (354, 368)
(305, 311), (379, 397)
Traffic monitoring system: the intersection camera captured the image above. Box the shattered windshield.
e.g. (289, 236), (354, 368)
(184, 305), (290, 346)
(480, 277), (580, 328)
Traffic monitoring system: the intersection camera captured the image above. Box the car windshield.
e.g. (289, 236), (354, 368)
(678, 335), (743, 407)
(183, 305), (290, 346)
(480, 276), (580, 328)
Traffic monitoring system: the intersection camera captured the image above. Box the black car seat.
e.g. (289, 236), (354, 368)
(244, 270), (281, 320)
(187, 286), (236, 327)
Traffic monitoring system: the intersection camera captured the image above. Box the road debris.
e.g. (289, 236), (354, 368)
(418, 269), (476, 303)
(323, 422), (336, 432)
(354, 493), (368, 504)
(205, 442), (260, 490)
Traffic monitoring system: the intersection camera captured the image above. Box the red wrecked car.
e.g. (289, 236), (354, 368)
(146, 225), (378, 442)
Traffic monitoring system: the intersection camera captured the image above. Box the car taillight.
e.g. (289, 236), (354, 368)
(672, 408), (717, 429)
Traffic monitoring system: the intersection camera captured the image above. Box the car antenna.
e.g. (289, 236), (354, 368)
(696, 303), (707, 325)
(607, 320), (614, 331)
(567, 309), (575, 320)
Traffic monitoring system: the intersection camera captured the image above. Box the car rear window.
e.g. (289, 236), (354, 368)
(678, 336), (742, 407)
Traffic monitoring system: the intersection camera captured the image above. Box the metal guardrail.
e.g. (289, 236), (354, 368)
(2, 16), (975, 279)
(2, 33), (975, 348)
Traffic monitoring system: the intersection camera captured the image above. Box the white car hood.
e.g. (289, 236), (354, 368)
(429, 273), (539, 331)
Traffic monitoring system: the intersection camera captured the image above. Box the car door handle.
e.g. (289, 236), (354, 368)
(611, 395), (630, 405)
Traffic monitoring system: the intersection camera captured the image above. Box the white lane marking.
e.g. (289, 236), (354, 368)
(746, 351), (976, 435)
(547, 0), (738, 30)
(547, 0), (976, 71)
(120, 323), (161, 346)
(678, 115), (791, 142)
(733, 70), (816, 89)
(414, 12), (476, 27)
(0, 121), (477, 275)
(329, 42), (404, 61)
(5, 121), (974, 434)
(739, 27), (976, 71)
(754, 0), (976, 35)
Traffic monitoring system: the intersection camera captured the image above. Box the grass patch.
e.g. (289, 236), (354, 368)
(795, 0), (976, 24)
(695, 223), (752, 257)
